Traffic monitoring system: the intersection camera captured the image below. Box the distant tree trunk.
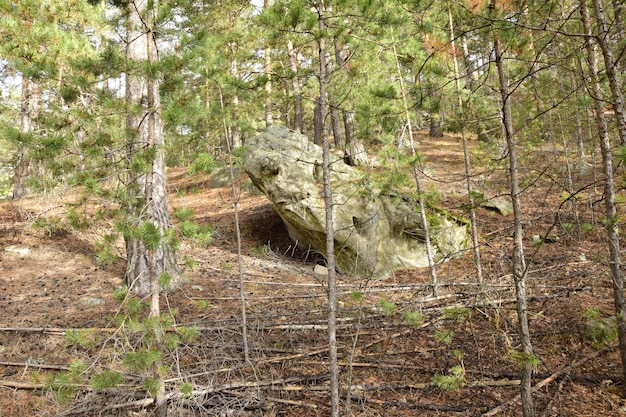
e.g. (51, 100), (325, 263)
(314, 96), (323, 145)
(328, 40), (345, 148)
(13, 76), (36, 200)
(492, 1), (535, 414)
(124, 0), (181, 299)
(392, 41), (437, 290)
(462, 35), (489, 142)
(592, 0), (626, 146)
(263, 0), (272, 128)
(462, 36), (476, 90)
(287, 39), (304, 133)
(582, 0), (626, 394)
(449, 8), (483, 284)
(342, 110), (368, 166)
(333, 37), (367, 165)
(330, 104), (345, 148)
(229, 47), (242, 148)
(429, 113), (443, 138)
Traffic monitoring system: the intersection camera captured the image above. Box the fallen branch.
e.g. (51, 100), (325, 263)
(0, 380), (45, 390)
(0, 327), (116, 334)
(361, 318), (442, 350)
(482, 345), (615, 417)
(350, 395), (491, 412)
(0, 361), (70, 371)
(265, 395), (318, 409)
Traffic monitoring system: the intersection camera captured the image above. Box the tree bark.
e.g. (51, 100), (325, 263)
(13, 76), (35, 200)
(392, 41), (437, 290)
(428, 113), (443, 138)
(449, 8), (483, 284)
(582, 0), (626, 395)
(124, 0), (181, 299)
(228, 47), (242, 148)
(287, 40), (304, 133)
(317, 4), (339, 416)
(263, 0), (272, 128)
(592, 0), (626, 146)
(492, 1), (534, 414)
(332, 37), (368, 165)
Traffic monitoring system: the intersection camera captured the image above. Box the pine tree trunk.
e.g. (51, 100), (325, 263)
(429, 113), (443, 138)
(343, 111), (368, 166)
(287, 40), (304, 133)
(264, 0), (273, 128)
(492, 2), (534, 414)
(125, 0), (181, 300)
(449, 8), (483, 284)
(612, 0), (624, 51)
(592, 0), (626, 146)
(314, 96), (323, 146)
(317, 4), (339, 416)
(229, 50), (242, 148)
(582, 0), (626, 394)
(330, 104), (345, 148)
(332, 37), (368, 165)
(13, 76), (35, 200)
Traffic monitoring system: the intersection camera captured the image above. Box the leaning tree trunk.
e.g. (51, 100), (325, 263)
(124, 0), (181, 298)
(492, 1), (535, 414)
(582, 0), (626, 393)
(592, 0), (626, 146)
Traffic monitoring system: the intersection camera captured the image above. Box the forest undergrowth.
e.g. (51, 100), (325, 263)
(0, 132), (624, 416)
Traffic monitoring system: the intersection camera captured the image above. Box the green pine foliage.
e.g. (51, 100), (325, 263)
(378, 299), (398, 316)
(404, 311), (424, 326)
(90, 370), (124, 392)
(432, 365), (465, 391)
(123, 349), (162, 374)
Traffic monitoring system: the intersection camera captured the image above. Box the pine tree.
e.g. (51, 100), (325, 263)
(123, 0), (181, 297)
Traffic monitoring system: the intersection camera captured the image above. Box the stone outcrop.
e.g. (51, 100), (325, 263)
(244, 125), (468, 278)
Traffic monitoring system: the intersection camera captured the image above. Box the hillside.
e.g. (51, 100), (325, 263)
(0, 132), (624, 416)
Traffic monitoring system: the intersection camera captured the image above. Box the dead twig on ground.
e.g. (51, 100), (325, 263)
(482, 344), (615, 416)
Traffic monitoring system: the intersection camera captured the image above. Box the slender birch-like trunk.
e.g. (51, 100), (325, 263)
(582, 0), (626, 393)
(491, 2), (534, 414)
(448, 8), (483, 285)
(317, 4), (339, 415)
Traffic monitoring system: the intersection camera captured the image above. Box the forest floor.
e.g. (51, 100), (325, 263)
(0, 130), (625, 416)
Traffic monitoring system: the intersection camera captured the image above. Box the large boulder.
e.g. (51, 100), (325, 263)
(244, 125), (468, 278)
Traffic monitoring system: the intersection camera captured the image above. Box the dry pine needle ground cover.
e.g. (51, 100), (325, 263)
(0, 132), (625, 416)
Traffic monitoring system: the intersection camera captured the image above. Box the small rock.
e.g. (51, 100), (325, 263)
(26, 357), (45, 365)
(4, 245), (31, 257)
(313, 264), (328, 275)
(481, 197), (513, 216)
(83, 297), (105, 307)
(191, 285), (203, 291)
